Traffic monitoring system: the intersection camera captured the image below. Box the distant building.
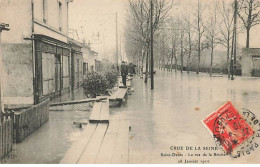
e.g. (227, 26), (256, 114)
(82, 44), (98, 74)
(0, 0), (73, 105)
(95, 59), (102, 72)
(241, 48), (260, 77)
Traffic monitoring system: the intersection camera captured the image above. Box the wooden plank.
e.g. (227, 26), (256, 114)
(111, 120), (129, 164)
(60, 123), (98, 164)
(99, 100), (109, 123)
(95, 120), (120, 163)
(50, 97), (107, 107)
(89, 102), (102, 123)
(117, 89), (127, 99)
(77, 124), (108, 164)
(109, 89), (120, 101)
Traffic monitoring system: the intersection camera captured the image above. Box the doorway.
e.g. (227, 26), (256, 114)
(55, 55), (61, 92)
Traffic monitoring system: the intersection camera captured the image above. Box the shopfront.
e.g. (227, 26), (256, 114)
(34, 35), (70, 103)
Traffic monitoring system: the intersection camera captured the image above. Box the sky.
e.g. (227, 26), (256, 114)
(69, 0), (129, 63)
(69, 0), (260, 63)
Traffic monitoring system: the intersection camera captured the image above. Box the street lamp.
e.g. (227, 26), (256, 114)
(0, 23), (10, 123)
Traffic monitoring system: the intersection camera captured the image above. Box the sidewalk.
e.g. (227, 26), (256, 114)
(2, 87), (92, 164)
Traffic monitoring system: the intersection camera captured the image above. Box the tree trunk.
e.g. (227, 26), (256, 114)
(145, 50), (149, 83)
(187, 34), (192, 74)
(141, 53), (145, 77)
(180, 30), (184, 74)
(197, 36), (201, 74)
(197, 54), (200, 74)
(170, 58), (173, 71)
(175, 57), (177, 72)
(246, 27), (250, 48)
(210, 43), (214, 77)
(227, 34), (230, 78)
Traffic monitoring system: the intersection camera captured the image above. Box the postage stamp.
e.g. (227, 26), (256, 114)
(203, 101), (254, 154)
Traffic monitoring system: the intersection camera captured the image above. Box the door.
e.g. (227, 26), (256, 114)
(77, 59), (80, 88)
(252, 57), (260, 77)
(55, 55), (61, 92)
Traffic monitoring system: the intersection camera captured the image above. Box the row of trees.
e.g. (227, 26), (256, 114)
(125, 0), (260, 78)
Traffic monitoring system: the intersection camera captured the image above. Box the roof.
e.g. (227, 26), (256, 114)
(68, 37), (83, 47)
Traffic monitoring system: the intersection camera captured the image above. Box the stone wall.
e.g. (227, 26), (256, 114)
(2, 43), (34, 105)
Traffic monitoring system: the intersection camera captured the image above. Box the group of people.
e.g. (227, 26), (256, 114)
(120, 61), (136, 86)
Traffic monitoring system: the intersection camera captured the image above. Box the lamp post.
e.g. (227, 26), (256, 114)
(231, 0), (237, 80)
(0, 23), (10, 123)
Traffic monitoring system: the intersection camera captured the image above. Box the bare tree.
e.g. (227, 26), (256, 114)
(168, 18), (180, 72)
(183, 12), (194, 74)
(238, 0), (260, 48)
(176, 18), (185, 73)
(206, 2), (218, 77)
(194, 0), (207, 74)
(155, 30), (169, 70)
(128, 0), (174, 82)
(171, 36), (178, 72)
(216, 1), (234, 78)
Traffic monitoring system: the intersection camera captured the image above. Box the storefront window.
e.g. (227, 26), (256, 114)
(63, 56), (69, 88)
(42, 53), (55, 95)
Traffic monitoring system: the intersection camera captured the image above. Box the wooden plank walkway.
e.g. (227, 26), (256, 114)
(89, 100), (109, 123)
(49, 97), (107, 107)
(60, 123), (98, 164)
(109, 88), (127, 105)
(77, 124), (108, 164)
(60, 117), (129, 164)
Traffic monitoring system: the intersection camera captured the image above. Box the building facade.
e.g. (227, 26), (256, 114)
(0, 0), (73, 105)
(241, 48), (260, 77)
(69, 39), (83, 90)
(82, 44), (98, 75)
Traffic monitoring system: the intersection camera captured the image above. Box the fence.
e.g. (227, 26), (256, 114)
(14, 100), (49, 143)
(0, 117), (13, 160)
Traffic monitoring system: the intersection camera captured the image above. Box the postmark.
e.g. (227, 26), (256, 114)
(203, 101), (254, 154)
(230, 108), (260, 158)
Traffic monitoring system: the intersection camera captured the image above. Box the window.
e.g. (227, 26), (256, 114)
(42, 53), (55, 95)
(83, 62), (87, 75)
(43, 0), (47, 23)
(59, 2), (62, 31)
(62, 56), (69, 88)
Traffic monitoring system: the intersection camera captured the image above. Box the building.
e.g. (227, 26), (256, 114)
(0, 0), (73, 105)
(82, 44), (98, 75)
(69, 38), (83, 90)
(241, 48), (260, 77)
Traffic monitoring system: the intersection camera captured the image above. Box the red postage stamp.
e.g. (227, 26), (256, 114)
(203, 101), (254, 154)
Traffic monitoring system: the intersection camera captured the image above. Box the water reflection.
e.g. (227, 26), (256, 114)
(127, 70), (260, 163)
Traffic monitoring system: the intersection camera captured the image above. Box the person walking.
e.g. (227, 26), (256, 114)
(121, 61), (128, 86)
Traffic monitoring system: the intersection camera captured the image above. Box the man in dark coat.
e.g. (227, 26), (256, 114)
(121, 61), (128, 86)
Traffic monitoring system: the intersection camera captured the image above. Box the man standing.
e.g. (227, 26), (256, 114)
(121, 61), (128, 86)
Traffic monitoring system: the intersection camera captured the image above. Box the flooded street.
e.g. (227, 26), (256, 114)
(3, 69), (260, 164)
(123, 70), (260, 164)
(3, 102), (92, 164)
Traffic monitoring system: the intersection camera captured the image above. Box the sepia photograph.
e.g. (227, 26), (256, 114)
(0, 0), (260, 165)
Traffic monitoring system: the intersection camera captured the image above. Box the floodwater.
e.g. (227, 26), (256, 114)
(122, 70), (260, 164)
(3, 69), (260, 164)
(2, 100), (93, 164)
